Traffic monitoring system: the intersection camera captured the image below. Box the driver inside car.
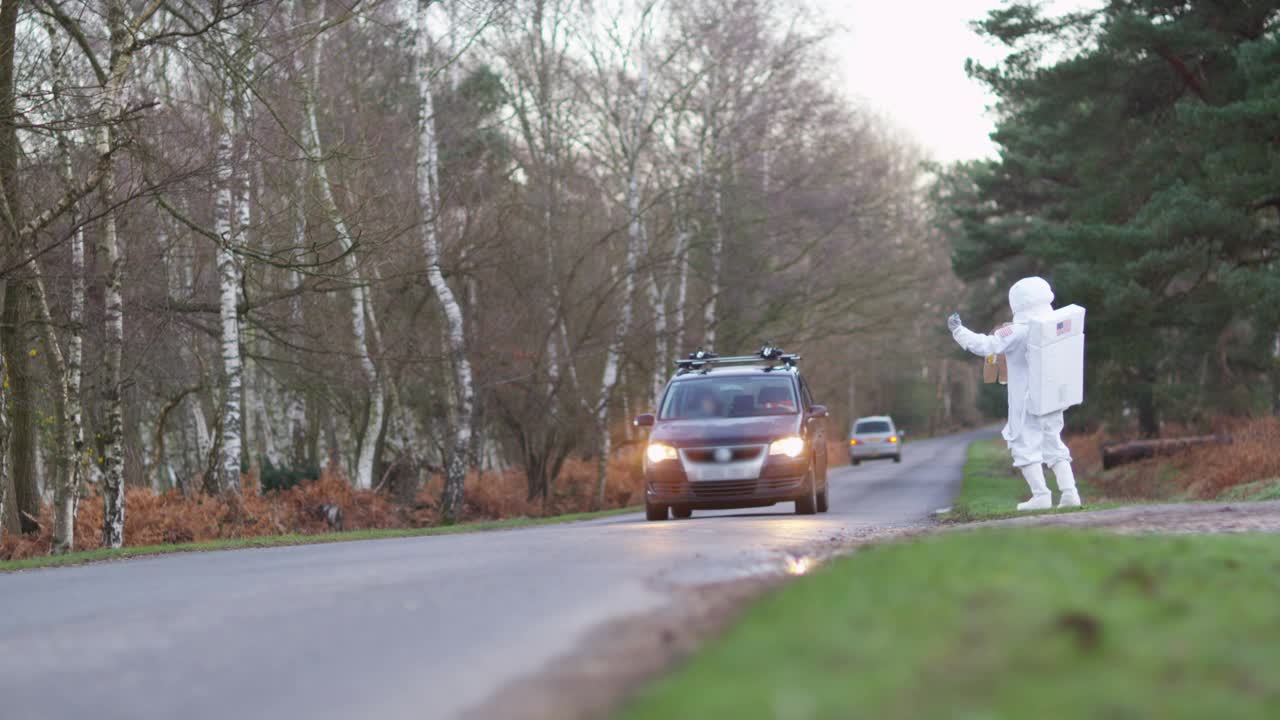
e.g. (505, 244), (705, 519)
(688, 388), (722, 418)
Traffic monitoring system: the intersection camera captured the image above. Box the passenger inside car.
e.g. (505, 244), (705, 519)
(758, 386), (796, 413)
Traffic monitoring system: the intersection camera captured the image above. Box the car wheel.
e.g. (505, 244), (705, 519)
(817, 485), (829, 513)
(672, 506), (692, 519)
(851, 457), (861, 466)
(894, 454), (902, 463)
(795, 469), (818, 515)
(645, 502), (668, 522)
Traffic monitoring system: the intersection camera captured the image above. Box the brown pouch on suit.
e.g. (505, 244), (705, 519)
(982, 324), (1011, 385)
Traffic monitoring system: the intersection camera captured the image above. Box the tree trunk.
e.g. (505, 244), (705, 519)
(213, 92), (244, 495)
(28, 276), (74, 550)
(0, 0), (38, 536)
(305, 3), (385, 489)
(46, 26), (86, 552)
(412, 4), (474, 521)
(703, 167), (724, 349)
(671, 213), (690, 357)
(644, 223), (667, 408)
(1135, 369), (1159, 438)
(0, 282), (38, 534)
(0, 334), (9, 535)
(1101, 435), (1230, 470)
(0, 0), (13, 536)
(593, 33), (650, 508)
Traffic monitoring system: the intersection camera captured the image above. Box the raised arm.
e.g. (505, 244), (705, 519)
(948, 314), (1027, 357)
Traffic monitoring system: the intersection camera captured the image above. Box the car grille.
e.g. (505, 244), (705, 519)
(691, 480), (759, 498)
(682, 446), (764, 463)
(685, 477), (800, 498)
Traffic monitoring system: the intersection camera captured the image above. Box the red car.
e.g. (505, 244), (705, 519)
(633, 348), (830, 521)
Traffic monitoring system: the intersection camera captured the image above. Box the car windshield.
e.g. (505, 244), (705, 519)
(660, 375), (799, 419)
(854, 420), (891, 434)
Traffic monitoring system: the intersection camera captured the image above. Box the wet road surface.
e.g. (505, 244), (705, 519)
(0, 428), (993, 720)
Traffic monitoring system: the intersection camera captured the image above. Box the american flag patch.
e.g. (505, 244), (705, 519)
(1056, 319), (1072, 336)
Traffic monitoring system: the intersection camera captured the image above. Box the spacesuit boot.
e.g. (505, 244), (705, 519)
(1016, 464), (1053, 511)
(1052, 461), (1082, 508)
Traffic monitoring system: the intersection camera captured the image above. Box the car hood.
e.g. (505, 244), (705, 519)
(652, 415), (801, 447)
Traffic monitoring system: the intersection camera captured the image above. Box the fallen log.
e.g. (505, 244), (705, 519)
(1101, 434), (1232, 470)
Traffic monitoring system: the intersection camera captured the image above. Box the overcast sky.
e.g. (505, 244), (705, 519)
(824, 0), (1098, 163)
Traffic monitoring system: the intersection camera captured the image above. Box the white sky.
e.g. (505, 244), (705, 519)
(824, 0), (1098, 163)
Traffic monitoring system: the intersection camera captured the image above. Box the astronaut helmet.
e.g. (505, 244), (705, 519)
(1009, 276), (1055, 323)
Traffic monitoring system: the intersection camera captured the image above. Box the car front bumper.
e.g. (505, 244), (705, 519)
(644, 457), (809, 508)
(850, 444), (899, 459)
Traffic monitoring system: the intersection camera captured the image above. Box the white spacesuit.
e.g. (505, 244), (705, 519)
(948, 277), (1082, 510)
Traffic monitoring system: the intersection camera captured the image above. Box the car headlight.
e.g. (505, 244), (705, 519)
(769, 436), (805, 458)
(646, 443), (678, 464)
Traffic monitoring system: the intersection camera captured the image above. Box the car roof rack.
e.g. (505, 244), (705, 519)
(674, 345), (801, 375)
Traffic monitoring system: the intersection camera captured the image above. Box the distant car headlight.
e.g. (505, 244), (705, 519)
(769, 436), (805, 458)
(646, 443), (678, 464)
(888, 435), (899, 443)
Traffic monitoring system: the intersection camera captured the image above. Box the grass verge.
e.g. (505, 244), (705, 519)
(622, 529), (1280, 720)
(0, 506), (638, 573)
(942, 438), (1113, 522)
(1217, 478), (1280, 502)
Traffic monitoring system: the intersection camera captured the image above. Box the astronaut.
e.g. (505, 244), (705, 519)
(948, 277), (1082, 510)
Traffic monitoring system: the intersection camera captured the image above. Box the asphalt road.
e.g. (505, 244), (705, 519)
(0, 428), (993, 720)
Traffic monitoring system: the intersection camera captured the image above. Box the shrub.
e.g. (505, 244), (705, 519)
(259, 459), (322, 493)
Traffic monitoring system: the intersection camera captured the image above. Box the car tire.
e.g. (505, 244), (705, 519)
(817, 485), (829, 513)
(894, 454), (902, 463)
(795, 469), (818, 515)
(645, 502), (668, 522)
(851, 457), (861, 466)
(672, 506), (692, 519)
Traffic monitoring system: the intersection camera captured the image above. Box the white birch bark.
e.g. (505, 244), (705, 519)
(698, 78), (725, 351)
(672, 207), (690, 354)
(43, 23), (86, 553)
(172, 227), (210, 484)
(214, 91), (245, 495)
(412, 2), (474, 519)
(593, 26), (650, 506)
(305, 2), (384, 490)
(704, 166), (724, 350)
(96, 0), (135, 547)
(643, 220), (667, 407)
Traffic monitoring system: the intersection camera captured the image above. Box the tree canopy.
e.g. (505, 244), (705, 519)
(944, 0), (1280, 435)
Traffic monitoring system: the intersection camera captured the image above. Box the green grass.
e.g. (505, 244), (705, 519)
(943, 439), (1114, 522)
(623, 529), (1280, 720)
(1217, 478), (1280, 502)
(0, 506), (638, 573)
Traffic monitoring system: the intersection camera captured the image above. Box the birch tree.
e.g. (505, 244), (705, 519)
(304, 0), (385, 490)
(410, 1), (475, 520)
(211, 74), (246, 495)
(42, 21), (88, 554)
(577, 0), (662, 507)
(95, 0), (138, 545)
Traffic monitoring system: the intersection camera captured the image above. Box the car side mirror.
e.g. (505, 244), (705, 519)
(633, 413), (655, 427)
(808, 405), (828, 419)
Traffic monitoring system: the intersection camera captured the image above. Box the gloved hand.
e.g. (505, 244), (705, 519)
(947, 313), (962, 332)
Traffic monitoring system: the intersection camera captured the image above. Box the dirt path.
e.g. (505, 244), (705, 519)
(966, 499), (1280, 534)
